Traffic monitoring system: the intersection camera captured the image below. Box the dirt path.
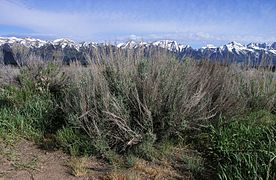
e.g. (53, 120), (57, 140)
(0, 138), (195, 180)
(0, 139), (111, 180)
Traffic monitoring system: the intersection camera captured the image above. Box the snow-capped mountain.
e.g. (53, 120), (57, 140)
(152, 40), (189, 52)
(0, 37), (47, 48)
(52, 38), (77, 48)
(0, 36), (275, 65)
(116, 40), (190, 52)
(221, 41), (249, 53)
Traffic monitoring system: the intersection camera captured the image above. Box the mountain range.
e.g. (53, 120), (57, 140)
(1, 37), (276, 65)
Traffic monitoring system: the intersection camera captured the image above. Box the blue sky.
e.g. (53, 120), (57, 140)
(0, 0), (275, 47)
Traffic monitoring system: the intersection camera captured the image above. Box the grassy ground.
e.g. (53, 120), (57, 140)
(0, 55), (275, 179)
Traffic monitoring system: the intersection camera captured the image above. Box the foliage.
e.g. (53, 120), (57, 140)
(208, 110), (276, 179)
(0, 55), (276, 179)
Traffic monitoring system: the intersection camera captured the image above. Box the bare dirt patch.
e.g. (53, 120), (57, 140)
(0, 138), (196, 180)
(0, 138), (111, 180)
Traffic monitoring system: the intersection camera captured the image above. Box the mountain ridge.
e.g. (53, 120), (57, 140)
(1, 36), (276, 65)
(1, 36), (275, 52)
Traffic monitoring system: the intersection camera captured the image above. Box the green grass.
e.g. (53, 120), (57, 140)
(207, 110), (276, 179)
(56, 127), (94, 156)
(0, 63), (60, 143)
(12, 157), (39, 171)
(0, 85), (52, 141)
(180, 153), (204, 175)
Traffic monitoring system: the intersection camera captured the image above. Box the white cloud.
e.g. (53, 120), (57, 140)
(0, 0), (275, 44)
(0, 0), (185, 39)
(115, 32), (276, 46)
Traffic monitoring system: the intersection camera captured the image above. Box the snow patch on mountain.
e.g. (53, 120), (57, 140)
(221, 41), (247, 53)
(152, 40), (186, 52)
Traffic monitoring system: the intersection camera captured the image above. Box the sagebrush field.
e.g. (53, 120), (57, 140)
(0, 51), (275, 179)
